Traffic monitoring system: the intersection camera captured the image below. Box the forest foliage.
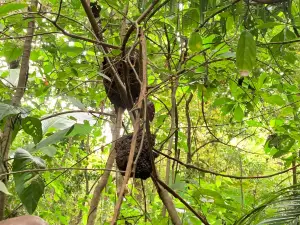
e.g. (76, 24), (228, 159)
(1, 0), (300, 224)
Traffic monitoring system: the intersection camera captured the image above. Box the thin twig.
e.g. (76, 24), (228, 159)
(41, 110), (115, 121)
(155, 150), (300, 180)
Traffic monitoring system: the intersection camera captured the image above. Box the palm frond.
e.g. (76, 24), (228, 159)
(235, 184), (300, 225)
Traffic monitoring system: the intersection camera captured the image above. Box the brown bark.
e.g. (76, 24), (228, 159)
(86, 108), (123, 225)
(153, 178), (182, 225)
(162, 77), (178, 216)
(292, 159), (297, 185)
(0, 0), (37, 220)
(186, 93), (193, 164)
(110, 29), (148, 225)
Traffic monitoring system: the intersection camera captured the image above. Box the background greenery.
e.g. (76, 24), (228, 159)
(1, 0), (300, 224)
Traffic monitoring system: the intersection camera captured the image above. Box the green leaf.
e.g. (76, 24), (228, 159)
(39, 146), (57, 157)
(257, 73), (268, 90)
(236, 31), (256, 75)
(67, 96), (85, 110)
(2, 42), (22, 63)
(182, 8), (200, 29)
(234, 105), (244, 122)
(264, 95), (285, 106)
(213, 97), (232, 106)
(22, 117), (43, 144)
(221, 104), (235, 115)
(0, 102), (21, 120)
(41, 117), (74, 134)
(30, 50), (41, 61)
(265, 134), (295, 158)
(12, 148), (45, 214)
(189, 32), (202, 52)
(0, 181), (11, 195)
(0, 3), (27, 16)
(67, 122), (92, 137)
(246, 120), (262, 127)
(194, 188), (223, 201)
(60, 45), (83, 57)
(256, 22), (282, 29)
(35, 127), (71, 150)
(70, 0), (81, 9)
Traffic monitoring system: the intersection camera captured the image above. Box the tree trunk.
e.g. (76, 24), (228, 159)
(0, 0), (37, 219)
(162, 78), (177, 216)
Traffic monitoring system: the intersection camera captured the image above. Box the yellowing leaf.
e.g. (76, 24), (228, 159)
(236, 31), (256, 75)
(189, 32), (202, 52)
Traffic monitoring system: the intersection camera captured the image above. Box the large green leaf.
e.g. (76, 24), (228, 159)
(22, 117), (43, 144)
(35, 122), (92, 150)
(67, 96), (85, 110)
(35, 127), (72, 150)
(0, 3), (27, 16)
(189, 32), (202, 52)
(182, 8), (200, 29)
(234, 105), (244, 122)
(66, 122), (93, 136)
(1, 42), (23, 63)
(0, 102), (22, 120)
(265, 134), (295, 158)
(38, 146), (57, 157)
(264, 95), (285, 106)
(236, 31), (256, 75)
(0, 181), (11, 195)
(213, 97), (233, 106)
(12, 148), (45, 214)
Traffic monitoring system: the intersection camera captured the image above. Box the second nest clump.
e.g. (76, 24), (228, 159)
(115, 129), (157, 180)
(102, 49), (141, 109)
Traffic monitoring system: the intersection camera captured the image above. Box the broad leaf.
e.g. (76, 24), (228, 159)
(189, 32), (202, 52)
(265, 134), (295, 158)
(264, 95), (285, 106)
(0, 181), (11, 195)
(182, 8), (200, 29)
(236, 31), (256, 75)
(234, 105), (244, 122)
(0, 3), (27, 16)
(12, 149), (45, 214)
(2, 42), (22, 63)
(66, 122), (92, 137)
(22, 117), (43, 144)
(0, 102), (21, 120)
(246, 120), (262, 127)
(213, 97), (232, 106)
(67, 96), (85, 110)
(35, 127), (72, 150)
(39, 146), (57, 157)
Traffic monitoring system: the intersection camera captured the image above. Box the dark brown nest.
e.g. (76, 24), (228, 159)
(102, 49), (141, 109)
(115, 129), (157, 180)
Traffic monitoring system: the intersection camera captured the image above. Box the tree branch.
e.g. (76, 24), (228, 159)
(195, 0), (242, 31)
(156, 178), (209, 225)
(41, 110), (115, 121)
(121, 0), (159, 51)
(155, 149), (300, 180)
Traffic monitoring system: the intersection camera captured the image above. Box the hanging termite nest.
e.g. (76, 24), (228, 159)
(115, 129), (157, 180)
(102, 49), (141, 109)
